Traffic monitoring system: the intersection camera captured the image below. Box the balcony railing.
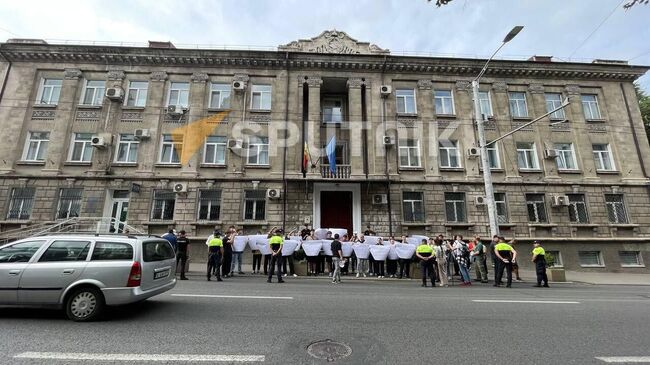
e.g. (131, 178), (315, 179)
(320, 164), (351, 179)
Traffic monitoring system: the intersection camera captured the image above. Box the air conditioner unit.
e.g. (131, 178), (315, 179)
(105, 87), (124, 101)
(165, 105), (185, 116)
(380, 85), (392, 97)
(232, 80), (246, 91)
(544, 149), (558, 159)
(91, 133), (112, 148)
(372, 194), (388, 205)
(551, 195), (570, 207)
(467, 147), (480, 158)
(383, 136), (394, 146)
(228, 139), (244, 150)
(474, 196), (487, 206)
(134, 129), (151, 140)
(266, 188), (281, 199)
(173, 182), (188, 193)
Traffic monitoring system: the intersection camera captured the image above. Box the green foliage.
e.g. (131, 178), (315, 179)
(635, 83), (650, 144)
(545, 252), (555, 268)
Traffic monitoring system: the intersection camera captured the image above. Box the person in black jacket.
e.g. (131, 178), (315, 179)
(176, 230), (189, 280)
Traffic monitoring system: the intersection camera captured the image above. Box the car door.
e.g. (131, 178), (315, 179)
(140, 239), (176, 291)
(0, 240), (48, 304)
(18, 239), (91, 305)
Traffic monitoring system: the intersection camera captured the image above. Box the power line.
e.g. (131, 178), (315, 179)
(569, 0), (626, 58)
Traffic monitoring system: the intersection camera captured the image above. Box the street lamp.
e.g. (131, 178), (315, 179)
(473, 25), (524, 239)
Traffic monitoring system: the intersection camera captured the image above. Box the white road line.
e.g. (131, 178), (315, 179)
(14, 352), (264, 362)
(171, 294), (293, 300)
(596, 356), (650, 363)
(472, 299), (581, 304)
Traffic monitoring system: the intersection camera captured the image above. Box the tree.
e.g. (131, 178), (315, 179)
(635, 83), (650, 144)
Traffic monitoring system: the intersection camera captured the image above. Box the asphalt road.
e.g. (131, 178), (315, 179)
(1, 274), (649, 364)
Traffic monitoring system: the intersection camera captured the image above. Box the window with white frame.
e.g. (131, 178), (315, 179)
(399, 139), (420, 168)
(578, 251), (603, 267)
(445, 192), (466, 222)
(167, 82), (189, 107)
(478, 91), (493, 117)
(37, 78), (62, 105)
(55, 188), (82, 219)
(68, 133), (93, 162)
(525, 193), (548, 223)
(568, 194), (589, 223)
(434, 89), (454, 115)
(115, 134), (139, 163)
(494, 192), (508, 223)
(605, 194), (628, 224)
(439, 140), (461, 168)
(247, 136), (269, 165)
(81, 80), (105, 106)
(125, 81), (148, 107)
(555, 143), (578, 170)
(151, 190), (175, 221)
(198, 189), (221, 221)
(545, 93), (565, 120)
(593, 144), (615, 171)
(487, 143), (501, 169)
(619, 251), (643, 267)
(6, 187), (35, 220)
(209, 83), (231, 109)
(322, 98), (344, 124)
(244, 190), (266, 221)
(402, 191), (424, 222)
(546, 250), (563, 267)
(250, 84), (272, 110)
(516, 142), (539, 170)
(159, 134), (183, 164)
(396, 89), (416, 114)
(508, 92), (529, 118)
(581, 94), (602, 120)
(22, 131), (50, 161)
(204, 136), (227, 165)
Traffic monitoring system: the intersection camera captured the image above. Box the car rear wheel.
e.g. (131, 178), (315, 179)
(65, 287), (105, 322)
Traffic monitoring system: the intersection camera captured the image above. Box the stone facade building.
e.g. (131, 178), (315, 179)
(0, 30), (649, 272)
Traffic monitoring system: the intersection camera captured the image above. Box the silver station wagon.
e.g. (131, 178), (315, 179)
(0, 234), (176, 321)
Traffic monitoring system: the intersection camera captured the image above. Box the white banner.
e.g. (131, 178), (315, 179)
(369, 245), (390, 261)
(281, 240), (299, 256)
(248, 235), (267, 251)
(387, 245), (399, 260)
(321, 240), (333, 256)
(256, 239), (272, 255)
(395, 243), (416, 259)
(289, 236), (303, 242)
(329, 228), (348, 238)
(409, 235), (429, 245)
(314, 228), (329, 240)
(364, 236), (383, 245)
(352, 243), (370, 259)
(233, 236), (248, 252)
(302, 240), (322, 257)
(341, 242), (354, 257)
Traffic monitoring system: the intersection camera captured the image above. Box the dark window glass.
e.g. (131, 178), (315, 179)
(91, 242), (134, 261)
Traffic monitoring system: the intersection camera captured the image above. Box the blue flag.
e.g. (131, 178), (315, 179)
(326, 136), (337, 174)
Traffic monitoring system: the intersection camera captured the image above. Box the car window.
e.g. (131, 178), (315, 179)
(0, 240), (47, 263)
(39, 240), (91, 262)
(143, 240), (175, 262)
(91, 242), (134, 261)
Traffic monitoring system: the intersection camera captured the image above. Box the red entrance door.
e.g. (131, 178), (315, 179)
(320, 191), (353, 236)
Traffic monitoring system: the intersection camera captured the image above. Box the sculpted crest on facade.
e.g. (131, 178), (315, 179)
(279, 30), (389, 55)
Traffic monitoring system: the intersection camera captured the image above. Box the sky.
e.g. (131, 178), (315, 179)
(0, 0), (649, 92)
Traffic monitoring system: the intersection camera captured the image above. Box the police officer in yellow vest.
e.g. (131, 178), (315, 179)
(493, 237), (517, 288)
(415, 239), (436, 288)
(267, 229), (285, 283)
(207, 230), (224, 282)
(531, 241), (549, 288)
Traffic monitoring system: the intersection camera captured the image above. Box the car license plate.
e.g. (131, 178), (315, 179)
(154, 269), (169, 280)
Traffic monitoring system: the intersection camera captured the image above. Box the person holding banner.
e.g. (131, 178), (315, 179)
(206, 230), (224, 282)
(221, 226), (235, 278)
(434, 238), (449, 287)
(353, 236), (369, 277)
(370, 237), (386, 278)
(281, 238), (299, 277)
(267, 229), (285, 283)
(330, 234), (343, 284)
(397, 236), (413, 279)
(416, 239), (436, 287)
(386, 237), (399, 278)
(231, 229), (245, 275)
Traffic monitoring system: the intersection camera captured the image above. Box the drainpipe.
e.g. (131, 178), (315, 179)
(281, 52), (290, 232)
(381, 56), (393, 237)
(361, 83), (369, 179)
(620, 82), (650, 201)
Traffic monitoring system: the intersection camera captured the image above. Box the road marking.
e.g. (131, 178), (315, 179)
(14, 352), (264, 362)
(596, 357), (650, 363)
(172, 293), (293, 300)
(472, 299), (581, 304)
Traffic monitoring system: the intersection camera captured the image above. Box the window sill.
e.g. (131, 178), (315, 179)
(143, 221), (175, 225)
(154, 163), (182, 168)
(528, 223), (557, 227)
(399, 167), (424, 171)
(112, 163), (138, 167)
(236, 221), (268, 226)
(0, 220), (33, 224)
(77, 104), (103, 109)
(518, 169), (543, 173)
(621, 264), (646, 268)
(608, 223), (639, 228)
(245, 165), (271, 169)
(402, 222), (429, 227)
(497, 223), (517, 227)
(249, 109), (271, 113)
(439, 167), (465, 172)
(435, 114), (456, 118)
(479, 168), (505, 173)
(32, 104), (57, 109)
(568, 223), (599, 227)
(16, 161), (46, 166)
(596, 170), (620, 175)
(586, 119), (607, 123)
(121, 106), (145, 111)
(558, 169), (582, 174)
(511, 116), (532, 121)
(207, 108), (230, 112)
(200, 163), (227, 168)
(193, 221), (223, 226)
(64, 161), (91, 166)
(444, 222), (474, 227)
(396, 113), (418, 118)
(579, 264), (606, 268)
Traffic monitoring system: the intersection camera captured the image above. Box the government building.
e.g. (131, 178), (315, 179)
(0, 30), (648, 272)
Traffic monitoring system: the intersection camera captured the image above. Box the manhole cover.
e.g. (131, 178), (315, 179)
(306, 339), (352, 362)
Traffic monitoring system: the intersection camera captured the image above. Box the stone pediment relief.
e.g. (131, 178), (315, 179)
(279, 30), (389, 55)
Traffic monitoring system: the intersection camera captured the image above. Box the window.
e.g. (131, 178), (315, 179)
(151, 190), (175, 220)
(143, 240), (175, 262)
(516, 142), (539, 170)
(322, 143), (347, 165)
(402, 192), (424, 222)
(494, 192), (508, 223)
(445, 192), (466, 223)
(81, 80), (105, 106)
(209, 83), (231, 109)
(434, 89), (454, 115)
(6, 187), (35, 220)
(619, 251), (643, 267)
(91, 242), (134, 261)
(567, 194), (589, 223)
(22, 132), (50, 161)
(581, 94), (602, 120)
(0, 240), (46, 263)
(546, 250), (563, 267)
(37, 78), (62, 105)
(593, 144), (615, 171)
(396, 89), (416, 114)
(204, 136), (227, 165)
(322, 98), (344, 124)
(508, 92), (529, 118)
(55, 188), (83, 219)
(247, 136), (269, 165)
(198, 189), (221, 221)
(125, 81), (148, 107)
(250, 84), (272, 110)
(578, 251), (603, 267)
(487, 144), (501, 169)
(244, 190), (266, 221)
(526, 194), (548, 223)
(159, 134), (183, 164)
(478, 91), (493, 117)
(39, 240), (91, 262)
(555, 143), (578, 170)
(69, 133), (93, 162)
(399, 139), (420, 168)
(545, 93), (565, 120)
(115, 134), (139, 163)
(439, 140), (461, 168)
(167, 82), (189, 107)
(605, 194), (628, 224)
